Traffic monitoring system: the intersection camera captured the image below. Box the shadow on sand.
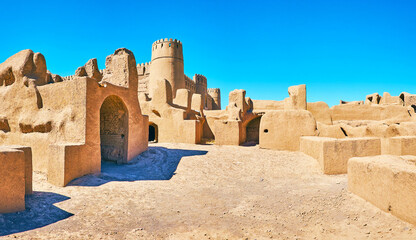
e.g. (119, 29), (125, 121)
(241, 141), (258, 147)
(68, 146), (208, 187)
(0, 192), (73, 236)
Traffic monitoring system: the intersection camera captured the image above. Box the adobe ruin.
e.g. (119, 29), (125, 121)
(1, 38), (416, 228)
(136, 39), (221, 144)
(0, 48), (148, 192)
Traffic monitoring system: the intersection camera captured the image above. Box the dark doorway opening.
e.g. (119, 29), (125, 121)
(245, 117), (261, 145)
(149, 123), (158, 142)
(100, 95), (128, 164)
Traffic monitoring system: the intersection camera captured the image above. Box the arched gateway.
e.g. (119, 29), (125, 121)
(100, 95), (128, 163)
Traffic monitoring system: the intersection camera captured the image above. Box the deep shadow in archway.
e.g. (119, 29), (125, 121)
(100, 95), (128, 164)
(68, 146), (208, 187)
(0, 192), (73, 236)
(148, 123), (158, 142)
(244, 116), (262, 146)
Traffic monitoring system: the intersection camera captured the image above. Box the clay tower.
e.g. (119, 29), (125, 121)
(149, 38), (184, 98)
(208, 88), (221, 110)
(194, 74), (208, 107)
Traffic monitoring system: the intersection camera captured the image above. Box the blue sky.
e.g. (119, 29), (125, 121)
(1, 0), (415, 107)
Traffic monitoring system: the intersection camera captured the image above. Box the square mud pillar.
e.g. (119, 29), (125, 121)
(8, 145), (33, 195)
(214, 120), (242, 145)
(48, 143), (96, 187)
(384, 136), (416, 156)
(348, 155), (416, 226)
(300, 136), (381, 174)
(0, 147), (26, 213)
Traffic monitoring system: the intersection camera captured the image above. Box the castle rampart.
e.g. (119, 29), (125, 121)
(208, 88), (221, 110)
(149, 38), (184, 98)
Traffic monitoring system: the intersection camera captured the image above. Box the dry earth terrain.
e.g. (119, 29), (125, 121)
(1, 143), (416, 239)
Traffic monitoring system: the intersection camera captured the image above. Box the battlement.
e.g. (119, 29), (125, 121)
(208, 88), (220, 93)
(194, 74), (206, 78)
(137, 62), (151, 75)
(207, 87), (221, 110)
(151, 38), (183, 61)
(152, 38), (182, 46)
(193, 74), (207, 85)
(62, 75), (75, 81)
(138, 62), (151, 67)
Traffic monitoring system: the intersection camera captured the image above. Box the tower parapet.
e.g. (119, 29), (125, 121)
(137, 62), (151, 76)
(208, 88), (220, 93)
(208, 88), (221, 110)
(149, 38), (185, 98)
(151, 38), (183, 61)
(194, 74), (207, 87)
(194, 74), (208, 108)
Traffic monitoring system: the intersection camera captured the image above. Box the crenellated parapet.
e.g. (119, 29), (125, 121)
(193, 74), (208, 106)
(137, 62), (151, 76)
(153, 38), (182, 45)
(151, 38), (183, 62)
(208, 88), (220, 93)
(149, 38), (185, 98)
(193, 74), (207, 86)
(208, 88), (221, 110)
(62, 75), (75, 81)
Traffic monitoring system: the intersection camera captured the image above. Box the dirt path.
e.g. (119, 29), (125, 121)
(1, 143), (415, 239)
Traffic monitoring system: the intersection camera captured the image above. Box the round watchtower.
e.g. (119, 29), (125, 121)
(208, 88), (221, 110)
(194, 74), (208, 107)
(149, 38), (184, 98)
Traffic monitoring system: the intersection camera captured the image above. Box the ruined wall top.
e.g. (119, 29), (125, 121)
(102, 48), (138, 88)
(152, 38), (182, 46)
(193, 74), (207, 85)
(208, 88), (220, 93)
(137, 62), (151, 76)
(0, 49), (65, 87)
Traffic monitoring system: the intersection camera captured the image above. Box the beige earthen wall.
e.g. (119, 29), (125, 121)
(348, 155), (416, 226)
(331, 104), (412, 122)
(213, 120), (243, 145)
(307, 102), (332, 125)
(383, 136), (416, 156)
(46, 75), (148, 186)
(259, 110), (316, 151)
(300, 136), (381, 174)
(252, 100), (285, 111)
(285, 84), (306, 110)
(0, 49), (148, 187)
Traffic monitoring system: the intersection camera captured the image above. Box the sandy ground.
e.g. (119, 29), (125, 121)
(1, 142), (416, 239)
